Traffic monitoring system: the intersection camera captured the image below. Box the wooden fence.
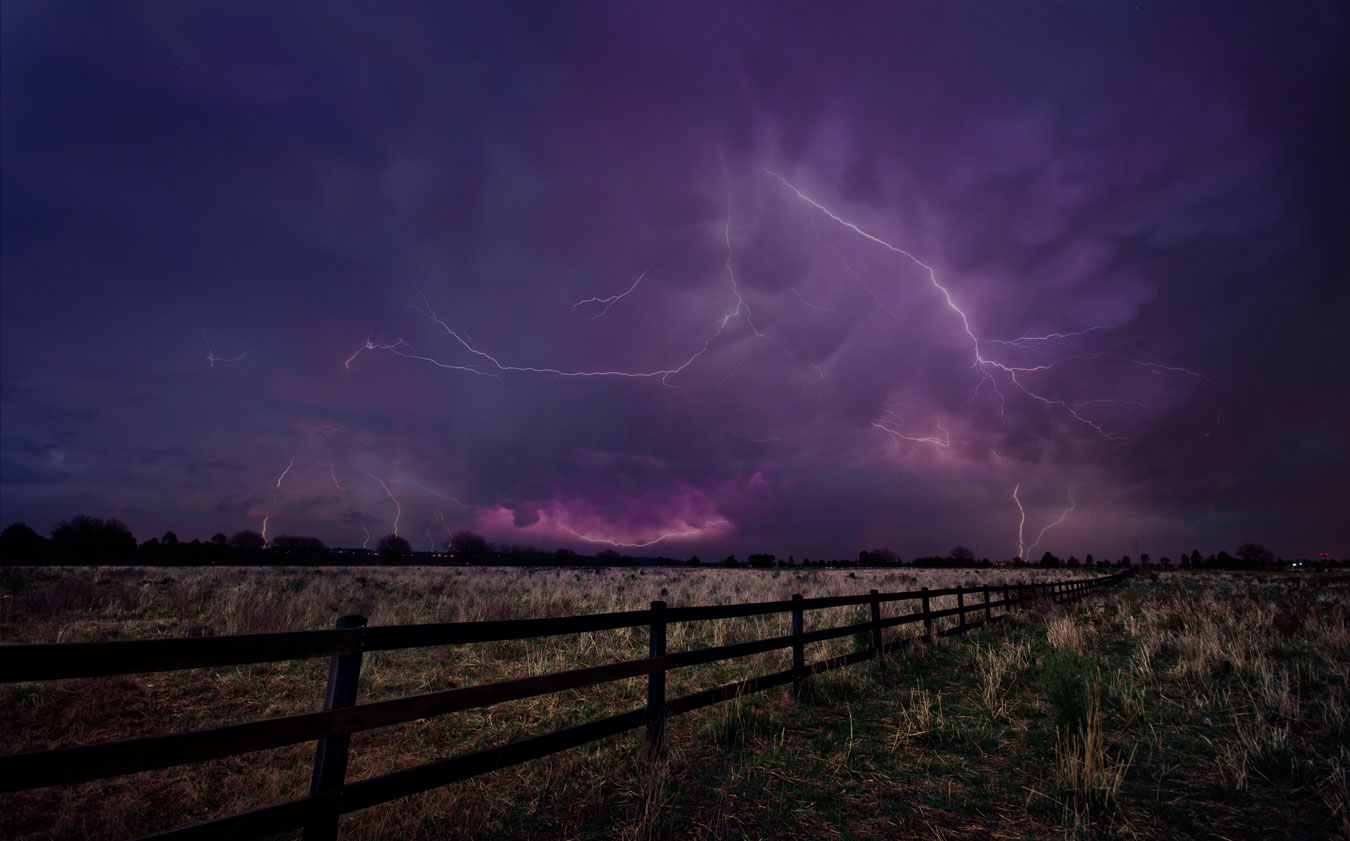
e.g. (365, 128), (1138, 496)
(0, 570), (1131, 840)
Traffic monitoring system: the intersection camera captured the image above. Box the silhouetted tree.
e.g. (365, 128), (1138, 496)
(1237, 543), (1274, 568)
(1, 522), (49, 563)
(749, 553), (775, 568)
(448, 530), (489, 557)
(272, 535), (330, 564)
(211, 533), (228, 547)
(950, 545), (975, 563)
(1040, 551), (1061, 567)
(162, 531), (179, 546)
(376, 534), (413, 564)
(229, 530), (266, 551)
(51, 515), (136, 563)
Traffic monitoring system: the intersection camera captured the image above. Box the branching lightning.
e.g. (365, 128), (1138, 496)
(561, 520), (730, 549)
(572, 261), (657, 323)
(871, 410), (951, 448)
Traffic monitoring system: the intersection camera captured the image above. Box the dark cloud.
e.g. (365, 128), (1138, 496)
(2, 1), (1347, 559)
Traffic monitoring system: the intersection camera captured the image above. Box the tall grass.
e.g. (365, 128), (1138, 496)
(2, 566), (1346, 840)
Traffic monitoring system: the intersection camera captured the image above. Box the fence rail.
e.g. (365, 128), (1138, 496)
(0, 570), (1131, 840)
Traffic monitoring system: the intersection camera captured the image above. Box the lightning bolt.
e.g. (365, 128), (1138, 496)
(359, 517), (371, 550)
(274, 457), (296, 490)
(367, 473), (402, 537)
(389, 478), (471, 508)
(261, 514), (270, 547)
(871, 410), (951, 448)
(572, 261), (658, 323)
(1013, 484), (1027, 561)
(1024, 486), (1079, 560)
(562, 520), (730, 549)
(763, 167), (1210, 440)
(318, 462), (345, 491)
(202, 332), (257, 368)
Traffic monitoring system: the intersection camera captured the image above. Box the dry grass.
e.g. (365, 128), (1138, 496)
(2, 566), (1348, 840)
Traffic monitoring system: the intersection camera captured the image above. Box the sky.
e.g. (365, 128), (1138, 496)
(2, 1), (1347, 562)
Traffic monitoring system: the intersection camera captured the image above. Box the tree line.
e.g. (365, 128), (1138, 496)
(0, 516), (1341, 571)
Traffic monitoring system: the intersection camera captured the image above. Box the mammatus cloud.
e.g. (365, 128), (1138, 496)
(1, 2), (1346, 559)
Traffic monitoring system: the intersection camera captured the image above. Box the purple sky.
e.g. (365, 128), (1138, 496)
(3, 2), (1347, 561)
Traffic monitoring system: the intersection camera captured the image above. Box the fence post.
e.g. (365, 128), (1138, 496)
(791, 594), (805, 701)
(957, 589), (966, 634)
(869, 589), (883, 657)
(921, 587), (932, 643)
(1003, 584), (1011, 617)
(647, 600), (667, 753)
(303, 614), (366, 841)
(983, 585), (992, 623)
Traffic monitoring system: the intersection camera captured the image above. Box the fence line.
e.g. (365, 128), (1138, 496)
(0, 569), (1131, 840)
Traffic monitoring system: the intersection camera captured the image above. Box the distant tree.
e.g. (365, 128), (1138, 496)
(1, 522), (49, 563)
(686, 555), (701, 567)
(1117, 555), (1131, 568)
(1190, 550), (1202, 567)
(1066, 555), (1080, 567)
(272, 535), (330, 564)
(1040, 551), (1061, 567)
(1084, 554), (1094, 566)
(1140, 553), (1151, 567)
(229, 530), (266, 551)
(162, 531), (179, 546)
(1237, 543), (1274, 568)
(869, 548), (898, 566)
(51, 515), (136, 563)
(448, 530), (489, 557)
(211, 533), (228, 547)
(950, 545), (975, 563)
(749, 553), (775, 568)
(376, 534), (412, 564)
(723, 554), (742, 567)
(1159, 556), (1172, 568)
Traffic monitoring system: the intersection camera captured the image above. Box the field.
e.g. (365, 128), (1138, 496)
(1, 565), (1347, 840)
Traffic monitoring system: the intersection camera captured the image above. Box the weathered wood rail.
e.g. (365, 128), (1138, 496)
(0, 570), (1131, 840)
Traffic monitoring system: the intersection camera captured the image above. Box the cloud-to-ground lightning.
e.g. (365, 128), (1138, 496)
(367, 474), (402, 537)
(1013, 484), (1027, 561)
(260, 514), (270, 546)
(1024, 486), (1080, 560)
(274, 457), (295, 489)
